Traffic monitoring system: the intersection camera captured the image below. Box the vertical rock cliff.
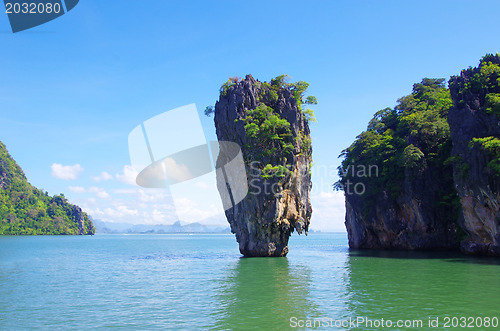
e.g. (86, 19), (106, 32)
(338, 79), (460, 250)
(448, 54), (500, 256)
(339, 54), (500, 256)
(344, 169), (459, 250)
(213, 75), (313, 257)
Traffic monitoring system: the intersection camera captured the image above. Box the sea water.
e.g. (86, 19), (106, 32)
(0, 233), (499, 330)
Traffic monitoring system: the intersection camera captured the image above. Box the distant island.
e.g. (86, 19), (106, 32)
(337, 54), (500, 256)
(0, 141), (95, 235)
(92, 219), (230, 234)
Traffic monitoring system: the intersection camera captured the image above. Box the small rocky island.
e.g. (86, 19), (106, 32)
(210, 75), (315, 257)
(337, 54), (500, 256)
(0, 140), (95, 235)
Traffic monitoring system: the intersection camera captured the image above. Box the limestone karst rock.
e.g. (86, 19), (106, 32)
(448, 54), (500, 256)
(213, 75), (313, 257)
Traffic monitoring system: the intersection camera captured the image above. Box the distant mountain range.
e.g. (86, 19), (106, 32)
(92, 218), (231, 234)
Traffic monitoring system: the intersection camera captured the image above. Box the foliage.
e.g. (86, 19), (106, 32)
(214, 74), (317, 123)
(467, 58), (500, 93)
(297, 131), (312, 155)
(212, 75), (316, 183)
(242, 75), (317, 159)
(302, 108), (316, 122)
(451, 54), (500, 177)
(270, 74), (290, 89)
(229, 76), (242, 83)
(258, 74), (317, 124)
(336, 78), (456, 214)
(243, 104), (294, 164)
(453, 53), (500, 112)
(204, 106), (214, 117)
(470, 137), (500, 175)
(0, 141), (95, 235)
(220, 79), (236, 96)
(261, 164), (290, 179)
(289, 80), (310, 111)
(485, 93), (500, 116)
(402, 144), (426, 169)
(304, 96), (318, 105)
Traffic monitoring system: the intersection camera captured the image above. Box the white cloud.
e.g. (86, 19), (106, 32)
(116, 165), (139, 186)
(68, 186), (86, 193)
(91, 171), (113, 182)
(88, 186), (111, 199)
(173, 197), (225, 224)
(138, 189), (168, 202)
(51, 163), (84, 180)
(163, 157), (192, 183)
(83, 201), (173, 224)
(147, 208), (172, 223)
(310, 191), (346, 232)
(77, 187), (178, 225)
(111, 188), (169, 203)
(105, 205), (139, 217)
(97, 191), (110, 199)
(113, 188), (137, 194)
(69, 186), (110, 199)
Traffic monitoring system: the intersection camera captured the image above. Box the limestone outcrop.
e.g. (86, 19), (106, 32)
(213, 75), (313, 257)
(448, 54), (500, 256)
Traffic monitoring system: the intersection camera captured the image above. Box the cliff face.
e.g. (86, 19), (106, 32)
(448, 55), (500, 256)
(0, 140), (95, 235)
(345, 164), (459, 250)
(214, 75), (313, 257)
(341, 55), (500, 256)
(339, 79), (460, 251)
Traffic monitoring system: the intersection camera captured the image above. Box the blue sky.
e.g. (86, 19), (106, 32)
(0, 0), (499, 231)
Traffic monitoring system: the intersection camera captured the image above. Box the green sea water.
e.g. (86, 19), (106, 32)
(0, 233), (499, 330)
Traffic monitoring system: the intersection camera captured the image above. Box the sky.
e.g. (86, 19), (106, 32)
(0, 0), (499, 231)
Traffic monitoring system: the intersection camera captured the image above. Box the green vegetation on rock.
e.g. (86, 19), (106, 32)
(0, 141), (95, 235)
(261, 74), (317, 122)
(452, 53), (500, 115)
(336, 78), (457, 215)
(450, 53), (500, 178)
(212, 74), (313, 256)
(219, 76), (239, 96)
(243, 104), (294, 161)
(208, 74), (316, 180)
(470, 136), (500, 175)
(447, 53), (500, 255)
(261, 164), (290, 179)
(485, 93), (500, 116)
(245, 75), (315, 179)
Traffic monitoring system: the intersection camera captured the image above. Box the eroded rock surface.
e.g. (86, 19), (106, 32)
(214, 75), (312, 257)
(448, 55), (500, 256)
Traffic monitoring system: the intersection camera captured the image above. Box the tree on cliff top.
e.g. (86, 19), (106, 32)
(450, 53), (500, 177)
(205, 74), (317, 122)
(207, 75), (317, 179)
(335, 78), (456, 211)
